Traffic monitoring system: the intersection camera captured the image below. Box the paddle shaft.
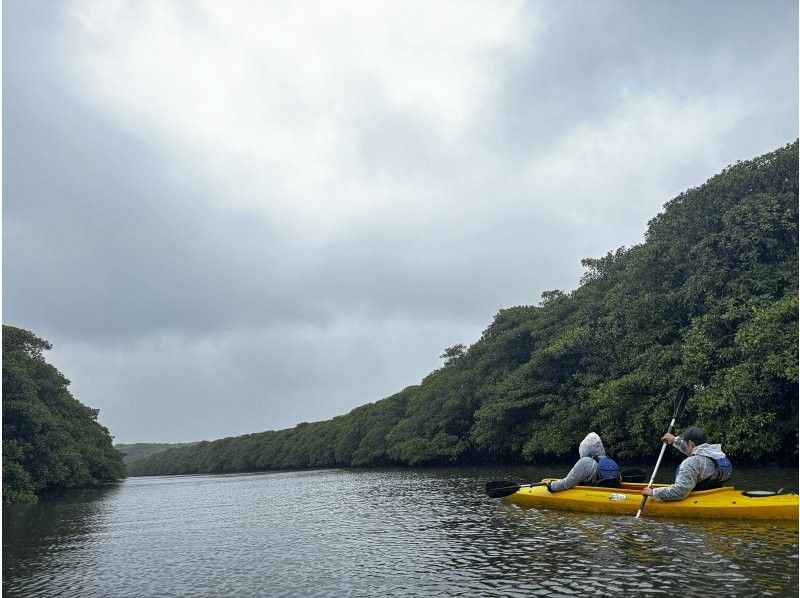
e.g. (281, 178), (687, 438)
(518, 482), (546, 490)
(635, 414), (679, 518)
(487, 470), (647, 500)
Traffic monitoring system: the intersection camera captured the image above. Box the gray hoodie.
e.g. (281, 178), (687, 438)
(549, 433), (613, 492)
(651, 437), (728, 501)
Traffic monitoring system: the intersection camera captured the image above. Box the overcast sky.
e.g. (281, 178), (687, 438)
(4, 1), (797, 444)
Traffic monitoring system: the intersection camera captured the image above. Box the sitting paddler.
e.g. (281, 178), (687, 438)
(641, 426), (733, 501)
(545, 432), (622, 492)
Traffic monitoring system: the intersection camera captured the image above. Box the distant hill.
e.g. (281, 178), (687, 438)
(128, 141), (799, 477)
(116, 442), (200, 465)
(2, 326), (126, 502)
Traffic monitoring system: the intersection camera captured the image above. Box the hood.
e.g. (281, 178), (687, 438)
(578, 432), (606, 459)
(692, 443), (726, 459)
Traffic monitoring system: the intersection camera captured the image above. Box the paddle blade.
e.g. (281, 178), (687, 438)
(485, 480), (521, 498)
(672, 386), (689, 418)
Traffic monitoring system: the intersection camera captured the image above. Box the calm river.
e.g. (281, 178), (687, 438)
(3, 465), (798, 597)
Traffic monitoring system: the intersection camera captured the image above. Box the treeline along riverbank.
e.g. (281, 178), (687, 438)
(2, 327), (125, 502)
(127, 142), (798, 477)
(115, 442), (200, 466)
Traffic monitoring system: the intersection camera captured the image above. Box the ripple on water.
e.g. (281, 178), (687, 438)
(3, 468), (798, 597)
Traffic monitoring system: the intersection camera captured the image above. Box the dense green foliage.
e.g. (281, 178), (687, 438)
(115, 442), (199, 465)
(2, 326), (125, 502)
(127, 142), (798, 477)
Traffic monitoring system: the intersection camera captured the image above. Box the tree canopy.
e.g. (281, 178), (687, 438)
(114, 143), (800, 476)
(2, 326), (125, 502)
(115, 442), (200, 465)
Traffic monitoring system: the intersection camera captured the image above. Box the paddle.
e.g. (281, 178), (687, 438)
(635, 386), (689, 518)
(485, 480), (546, 499)
(485, 469), (649, 499)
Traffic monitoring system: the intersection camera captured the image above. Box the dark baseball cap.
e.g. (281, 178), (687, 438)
(682, 426), (707, 445)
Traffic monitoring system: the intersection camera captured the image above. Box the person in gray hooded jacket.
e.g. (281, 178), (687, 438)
(545, 432), (621, 492)
(642, 426), (732, 501)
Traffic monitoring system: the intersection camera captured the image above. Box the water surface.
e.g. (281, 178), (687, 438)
(4, 466), (797, 596)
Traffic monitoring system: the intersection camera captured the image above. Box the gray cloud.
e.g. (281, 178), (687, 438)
(4, 0), (797, 443)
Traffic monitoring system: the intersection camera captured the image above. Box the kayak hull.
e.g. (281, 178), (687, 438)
(505, 481), (799, 520)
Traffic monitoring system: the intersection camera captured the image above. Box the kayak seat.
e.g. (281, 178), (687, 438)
(595, 478), (622, 488)
(694, 479), (725, 491)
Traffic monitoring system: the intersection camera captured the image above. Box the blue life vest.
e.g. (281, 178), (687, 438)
(593, 455), (621, 484)
(710, 456), (733, 482)
(693, 456), (733, 490)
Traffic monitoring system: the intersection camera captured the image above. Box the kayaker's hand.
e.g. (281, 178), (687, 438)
(545, 481), (554, 493)
(661, 433), (676, 445)
(642, 487), (654, 496)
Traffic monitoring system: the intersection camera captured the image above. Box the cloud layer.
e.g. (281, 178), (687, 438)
(4, 0), (797, 442)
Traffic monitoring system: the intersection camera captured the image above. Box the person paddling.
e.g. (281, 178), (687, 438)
(545, 432), (621, 492)
(641, 426), (732, 501)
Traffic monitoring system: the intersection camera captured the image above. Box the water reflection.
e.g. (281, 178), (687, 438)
(3, 484), (122, 597)
(2, 468), (797, 597)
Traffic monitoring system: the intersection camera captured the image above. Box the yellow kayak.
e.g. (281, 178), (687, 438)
(504, 481), (799, 521)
